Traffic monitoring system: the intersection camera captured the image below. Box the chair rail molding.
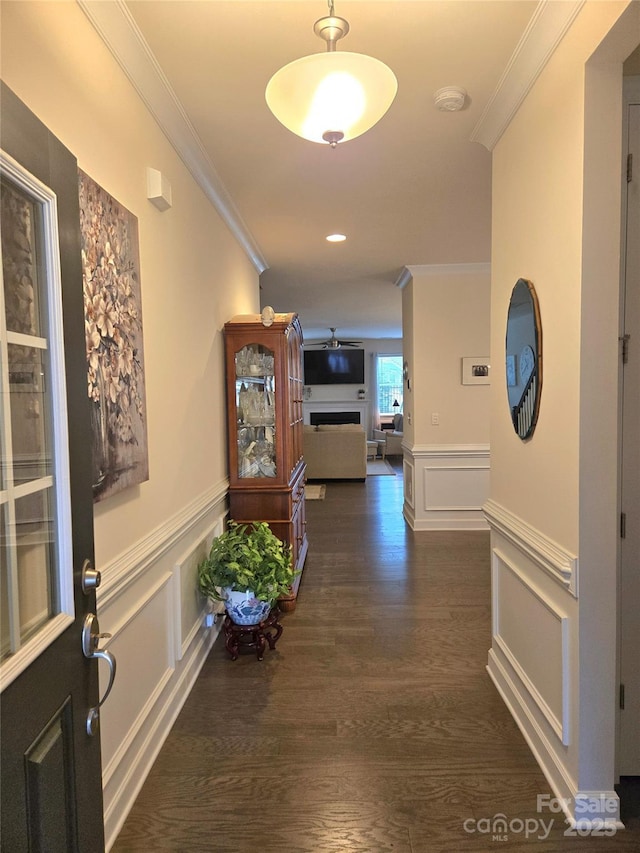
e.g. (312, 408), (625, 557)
(483, 498), (578, 596)
(411, 442), (490, 457)
(97, 477), (229, 608)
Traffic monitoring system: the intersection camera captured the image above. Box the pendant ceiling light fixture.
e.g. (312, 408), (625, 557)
(265, 0), (397, 148)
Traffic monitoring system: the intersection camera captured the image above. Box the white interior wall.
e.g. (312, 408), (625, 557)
(400, 264), (491, 530)
(409, 265), (491, 447)
(5, 0), (638, 842)
(487, 0), (639, 825)
(1, 0), (258, 558)
(1, 2), (259, 847)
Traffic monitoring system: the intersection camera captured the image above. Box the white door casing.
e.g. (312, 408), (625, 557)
(618, 76), (640, 777)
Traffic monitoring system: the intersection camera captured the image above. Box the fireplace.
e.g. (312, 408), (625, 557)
(310, 411), (360, 426)
(303, 400), (369, 433)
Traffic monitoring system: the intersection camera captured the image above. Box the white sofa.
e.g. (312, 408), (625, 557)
(303, 424), (367, 480)
(372, 413), (404, 456)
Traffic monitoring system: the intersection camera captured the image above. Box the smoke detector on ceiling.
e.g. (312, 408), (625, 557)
(433, 86), (467, 112)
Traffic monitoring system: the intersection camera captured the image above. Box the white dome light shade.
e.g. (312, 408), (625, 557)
(266, 51), (397, 145)
(303, 71), (365, 142)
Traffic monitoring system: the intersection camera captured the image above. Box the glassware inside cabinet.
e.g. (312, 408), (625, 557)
(235, 344), (274, 378)
(236, 424), (276, 478)
(234, 344), (276, 478)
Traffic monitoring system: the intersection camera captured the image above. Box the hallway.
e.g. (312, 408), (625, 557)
(112, 466), (639, 852)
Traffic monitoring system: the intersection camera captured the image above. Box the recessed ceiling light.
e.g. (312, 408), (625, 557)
(326, 233), (347, 243)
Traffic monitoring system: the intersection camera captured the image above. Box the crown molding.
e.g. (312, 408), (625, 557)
(471, 0), (585, 151)
(77, 0), (268, 274)
(403, 262), (491, 279)
(396, 263), (491, 287)
(395, 267), (413, 290)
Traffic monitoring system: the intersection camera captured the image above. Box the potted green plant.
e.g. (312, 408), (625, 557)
(198, 520), (296, 625)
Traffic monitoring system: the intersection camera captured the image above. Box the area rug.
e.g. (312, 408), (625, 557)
(305, 484), (326, 500)
(367, 459), (396, 476)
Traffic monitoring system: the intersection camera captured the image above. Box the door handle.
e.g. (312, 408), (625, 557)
(82, 613), (117, 736)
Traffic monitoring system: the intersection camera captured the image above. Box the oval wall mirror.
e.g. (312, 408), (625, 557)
(505, 278), (542, 440)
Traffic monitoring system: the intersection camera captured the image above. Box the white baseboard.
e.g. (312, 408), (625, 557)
(104, 625), (219, 850)
(487, 650), (622, 830)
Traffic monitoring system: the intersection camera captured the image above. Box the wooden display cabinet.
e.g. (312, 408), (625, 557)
(224, 313), (307, 610)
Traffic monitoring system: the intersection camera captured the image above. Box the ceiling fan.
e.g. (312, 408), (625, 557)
(320, 328), (362, 349)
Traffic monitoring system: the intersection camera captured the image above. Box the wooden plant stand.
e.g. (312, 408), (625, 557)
(223, 609), (283, 661)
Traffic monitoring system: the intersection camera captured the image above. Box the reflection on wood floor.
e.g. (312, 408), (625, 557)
(113, 460), (639, 852)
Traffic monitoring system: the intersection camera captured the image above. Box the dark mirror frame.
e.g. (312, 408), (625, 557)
(505, 278), (542, 440)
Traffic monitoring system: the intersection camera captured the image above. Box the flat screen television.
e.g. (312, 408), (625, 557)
(304, 349), (365, 385)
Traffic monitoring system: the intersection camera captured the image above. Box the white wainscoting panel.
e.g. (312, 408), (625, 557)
(403, 457), (415, 509)
(100, 572), (175, 785)
(424, 465), (489, 511)
(493, 549), (570, 744)
(482, 499), (605, 827)
(98, 482), (228, 851)
(404, 444), (490, 530)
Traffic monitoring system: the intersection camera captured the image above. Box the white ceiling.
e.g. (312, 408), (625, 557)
(116, 1), (542, 341)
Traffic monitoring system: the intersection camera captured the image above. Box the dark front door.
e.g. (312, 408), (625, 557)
(1, 84), (106, 851)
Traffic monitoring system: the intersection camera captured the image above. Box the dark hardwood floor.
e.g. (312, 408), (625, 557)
(112, 461), (639, 852)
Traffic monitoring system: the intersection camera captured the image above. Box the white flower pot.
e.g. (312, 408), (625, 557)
(223, 589), (272, 625)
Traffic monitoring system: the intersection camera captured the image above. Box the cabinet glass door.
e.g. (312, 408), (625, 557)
(235, 344), (276, 479)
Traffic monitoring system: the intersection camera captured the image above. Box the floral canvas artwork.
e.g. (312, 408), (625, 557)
(78, 171), (149, 502)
